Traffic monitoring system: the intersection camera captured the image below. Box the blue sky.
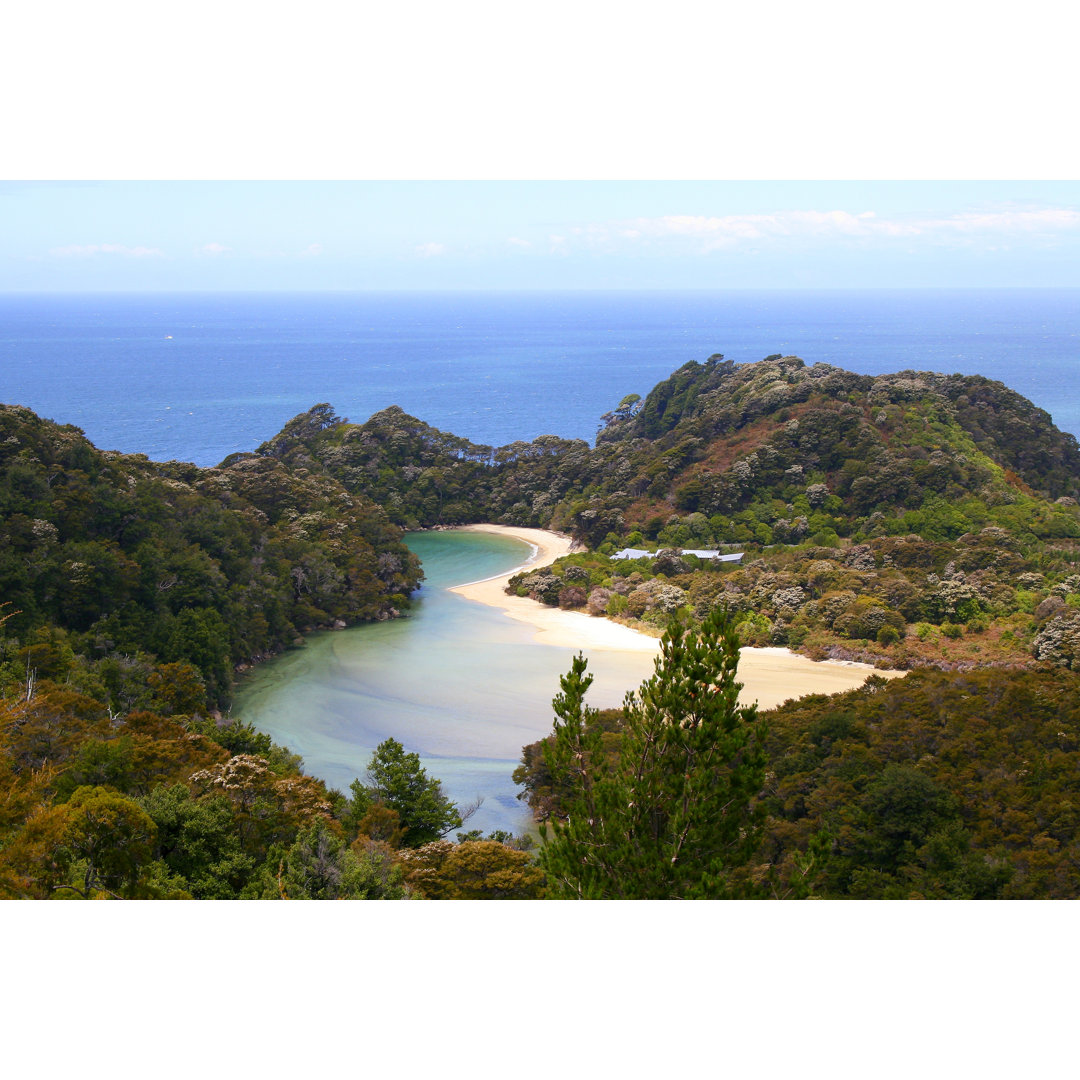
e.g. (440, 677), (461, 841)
(3, 180), (1079, 291)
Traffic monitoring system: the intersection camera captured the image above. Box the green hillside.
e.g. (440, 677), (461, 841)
(6, 351), (1080, 899)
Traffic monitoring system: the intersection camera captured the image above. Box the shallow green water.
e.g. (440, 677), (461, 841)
(233, 530), (658, 836)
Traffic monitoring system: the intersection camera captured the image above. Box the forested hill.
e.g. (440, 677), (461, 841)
(590, 354), (1080, 538)
(262, 354), (1080, 543)
(0, 403), (421, 706)
(602, 353), (1080, 487)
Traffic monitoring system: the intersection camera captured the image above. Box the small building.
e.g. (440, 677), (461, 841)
(611, 547), (744, 563)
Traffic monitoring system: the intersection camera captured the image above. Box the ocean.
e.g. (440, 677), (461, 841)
(2, 289), (1078, 464)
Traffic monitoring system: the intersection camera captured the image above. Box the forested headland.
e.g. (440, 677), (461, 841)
(6, 352), (1080, 898)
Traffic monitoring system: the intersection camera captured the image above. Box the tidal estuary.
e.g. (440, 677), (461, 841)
(233, 529), (660, 836)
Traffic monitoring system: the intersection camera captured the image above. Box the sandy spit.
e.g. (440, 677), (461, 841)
(446, 524), (904, 709)
(448, 524), (659, 653)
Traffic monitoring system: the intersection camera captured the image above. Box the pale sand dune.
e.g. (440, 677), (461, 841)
(447, 524), (904, 709)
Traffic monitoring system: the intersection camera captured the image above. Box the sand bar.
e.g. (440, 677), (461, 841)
(447, 524), (903, 709)
(449, 524), (659, 652)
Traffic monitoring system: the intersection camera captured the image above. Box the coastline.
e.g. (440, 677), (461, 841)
(448, 524), (661, 653)
(446, 523), (904, 709)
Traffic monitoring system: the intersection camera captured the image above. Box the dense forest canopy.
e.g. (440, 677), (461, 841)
(516, 662), (1080, 899)
(6, 351), (1080, 898)
(269, 354), (1080, 540)
(0, 403), (422, 704)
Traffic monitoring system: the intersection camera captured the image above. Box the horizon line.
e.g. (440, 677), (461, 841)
(2, 284), (1079, 296)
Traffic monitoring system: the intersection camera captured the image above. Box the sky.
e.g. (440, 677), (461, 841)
(3, 3), (1077, 293)
(3, 180), (1080, 291)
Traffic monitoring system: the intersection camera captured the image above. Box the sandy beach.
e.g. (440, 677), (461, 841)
(448, 523), (903, 709)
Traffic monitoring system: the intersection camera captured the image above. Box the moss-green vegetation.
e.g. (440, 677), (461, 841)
(0, 403), (421, 706)
(536, 612), (767, 899)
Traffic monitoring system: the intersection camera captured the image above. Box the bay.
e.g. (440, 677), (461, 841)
(232, 528), (660, 837)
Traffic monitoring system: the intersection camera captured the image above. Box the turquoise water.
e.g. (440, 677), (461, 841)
(233, 529), (659, 836)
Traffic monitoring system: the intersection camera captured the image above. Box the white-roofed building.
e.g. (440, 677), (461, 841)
(611, 548), (744, 563)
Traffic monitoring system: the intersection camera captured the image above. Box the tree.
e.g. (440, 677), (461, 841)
(439, 841), (546, 899)
(244, 820), (408, 899)
(146, 662), (208, 715)
(599, 393), (642, 430)
(361, 738), (464, 847)
(139, 783), (255, 899)
(399, 839), (546, 899)
(48, 786), (157, 898)
(538, 609), (767, 899)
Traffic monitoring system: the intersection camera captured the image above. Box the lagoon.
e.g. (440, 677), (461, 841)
(233, 528), (660, 836)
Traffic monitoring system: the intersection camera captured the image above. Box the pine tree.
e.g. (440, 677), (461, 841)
(361, 738), (463, 847)
(538, 609), (766, 899)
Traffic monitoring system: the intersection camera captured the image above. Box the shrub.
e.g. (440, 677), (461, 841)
(735, 612), (772, 647)
(585, 588), (612, 616)
(1032, 612), (1080, 669)
(558, 586), (588, 610)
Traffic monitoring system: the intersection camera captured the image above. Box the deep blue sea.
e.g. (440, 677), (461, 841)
(2, 289), (1078, 464)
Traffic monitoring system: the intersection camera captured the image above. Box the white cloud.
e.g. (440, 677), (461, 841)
(50, 243), (164, 258)
(201, 242), (230, 255)
(415, 242), (446, 258)
(507, 236), (531, 248)
(301, 243), (323, 256)
(568, 223), (612, 250)
(610, 207), (1080, 251)
(621, 211), (916, 247)
(932, 209), (1080, 233)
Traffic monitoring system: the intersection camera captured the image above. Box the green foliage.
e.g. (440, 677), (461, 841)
(53, 786), (158, 899)
(186, 715), (274, 758)
(538, 609), (767, 899)
(53, 737), (137, 801)
(248, 820), (407, 899)
(0, 403), (422, 707)
(140, 784), (255, 899)
(400, 839), (546, 899)
(358, 738), (463, 847)
(755, 668), (1080, 897)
